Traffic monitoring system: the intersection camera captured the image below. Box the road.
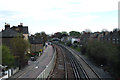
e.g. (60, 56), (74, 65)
(9, 45), (53, 79)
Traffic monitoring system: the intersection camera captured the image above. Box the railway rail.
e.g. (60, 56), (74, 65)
(60, 47), (68, 79)
(59, 44), (101, 80)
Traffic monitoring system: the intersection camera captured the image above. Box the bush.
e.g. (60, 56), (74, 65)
(82, 40), (120, 77)
(66, 41), (72, 46)
(11, 36), (30, 69)
(81, 45), (86, 55)
(1, 45), (14, 67)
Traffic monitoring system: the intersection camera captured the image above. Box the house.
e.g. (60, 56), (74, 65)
(71, 37), (80, 44)
(80, 33), (91, 45)
(103, 29), (120, 45)
(61, 36), (72, 43)
(87, 31), (109, 41)
(29, 35), (43, 52)
(11, 23), (29, 40)
(0, 23), (29, 49)
(0, 23), (29, 69)
(0, 24), (23, 51)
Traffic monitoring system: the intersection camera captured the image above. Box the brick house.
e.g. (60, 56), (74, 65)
(29, 35), (43, 52)
(0, 24), (23, 51)
(103, 29), (120, 45)
(0, 23), (29, 49)
(80, 33), (91, 45)
(0, 23), (29, 69)
(11, 23), (29, 40)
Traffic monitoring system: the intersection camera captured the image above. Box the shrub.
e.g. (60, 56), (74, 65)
(1, 45), (14, 67)
(82, 40), (120, 77)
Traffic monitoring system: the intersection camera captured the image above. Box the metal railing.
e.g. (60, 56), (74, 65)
(36, 46), (56, 80)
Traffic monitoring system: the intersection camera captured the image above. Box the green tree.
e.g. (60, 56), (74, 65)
(35, 33), (41, 38)
(35, 32), (48, 46)
(1, 45), (14, 67)
(54, 32), (62, 39)
(69, 31), (81, 37)
(41, 32), (48, 45)
(11, 36), (30, 69)
(85, 40), (119, 65)
(81, 40), (120, 78)
(62, 31), (68, 37)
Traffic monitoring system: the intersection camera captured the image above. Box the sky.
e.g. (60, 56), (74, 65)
(0, 0), (119, 34)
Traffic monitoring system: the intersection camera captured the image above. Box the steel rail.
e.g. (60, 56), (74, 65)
(60, 44), (101, 80)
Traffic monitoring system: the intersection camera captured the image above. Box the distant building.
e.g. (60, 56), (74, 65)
(61, 36), (72, 43)
(0, 24), (23, 51)
(80, 33), (90, 45)
(0, 23), (29, 69)
(11, 23), (29, 40)
(71, 37), (80, 44)
(29, 36), (43, 52)
(103, 29), (120, 45)
(0, 23), (29, 47)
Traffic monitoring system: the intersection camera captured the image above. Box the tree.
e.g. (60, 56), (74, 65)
(41, 32), (48, 46)
(35, 32), (48, 46)
(35, 33), (41, 38)
(54, 32), (62, 39)
(62, 31), (68, 37)
(69, 31), (81, 37)
(11, 36), (30, 69)
(1, 45), (14, 67)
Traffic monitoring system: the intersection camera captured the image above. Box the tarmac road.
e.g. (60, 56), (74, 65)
(9, 45), (54, 79)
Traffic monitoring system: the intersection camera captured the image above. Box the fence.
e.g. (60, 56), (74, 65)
(0, 67), (19, 80)
(36, 46), (56, 80)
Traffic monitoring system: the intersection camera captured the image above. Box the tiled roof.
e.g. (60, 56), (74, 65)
(29, 38), (43, 44)
(0, 29), (23, 38)
(104, 31), (120, 39)
(11, 26), (28, 34)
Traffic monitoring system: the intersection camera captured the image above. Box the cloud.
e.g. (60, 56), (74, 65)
(0, 0), (119, 33)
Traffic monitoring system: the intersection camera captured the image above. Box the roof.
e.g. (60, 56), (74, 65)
(0, 29), (23, 38)
(29, 38), (43, 44)
(11, 26), (28, 34)
(104, 31), (120, 39)
(22, 27), (28, 34)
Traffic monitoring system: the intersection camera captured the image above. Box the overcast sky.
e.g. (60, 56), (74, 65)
(0, 0), (119, 34)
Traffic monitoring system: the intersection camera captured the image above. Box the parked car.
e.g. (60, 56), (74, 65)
(31, 57), (36, 61)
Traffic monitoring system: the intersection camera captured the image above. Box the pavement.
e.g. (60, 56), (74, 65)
(9, 45), (54, 79)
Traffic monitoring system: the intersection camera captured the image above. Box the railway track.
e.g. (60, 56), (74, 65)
(60, 47), (68, 79)
(59, 44), (101, 80)
(61, 45), (85, 80)
(59, 45), (85, 79)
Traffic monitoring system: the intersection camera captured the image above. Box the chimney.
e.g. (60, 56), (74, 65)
(18, 23), (23, 27)
(20, 23), (23, 26)
(5, 23), (10, 30)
